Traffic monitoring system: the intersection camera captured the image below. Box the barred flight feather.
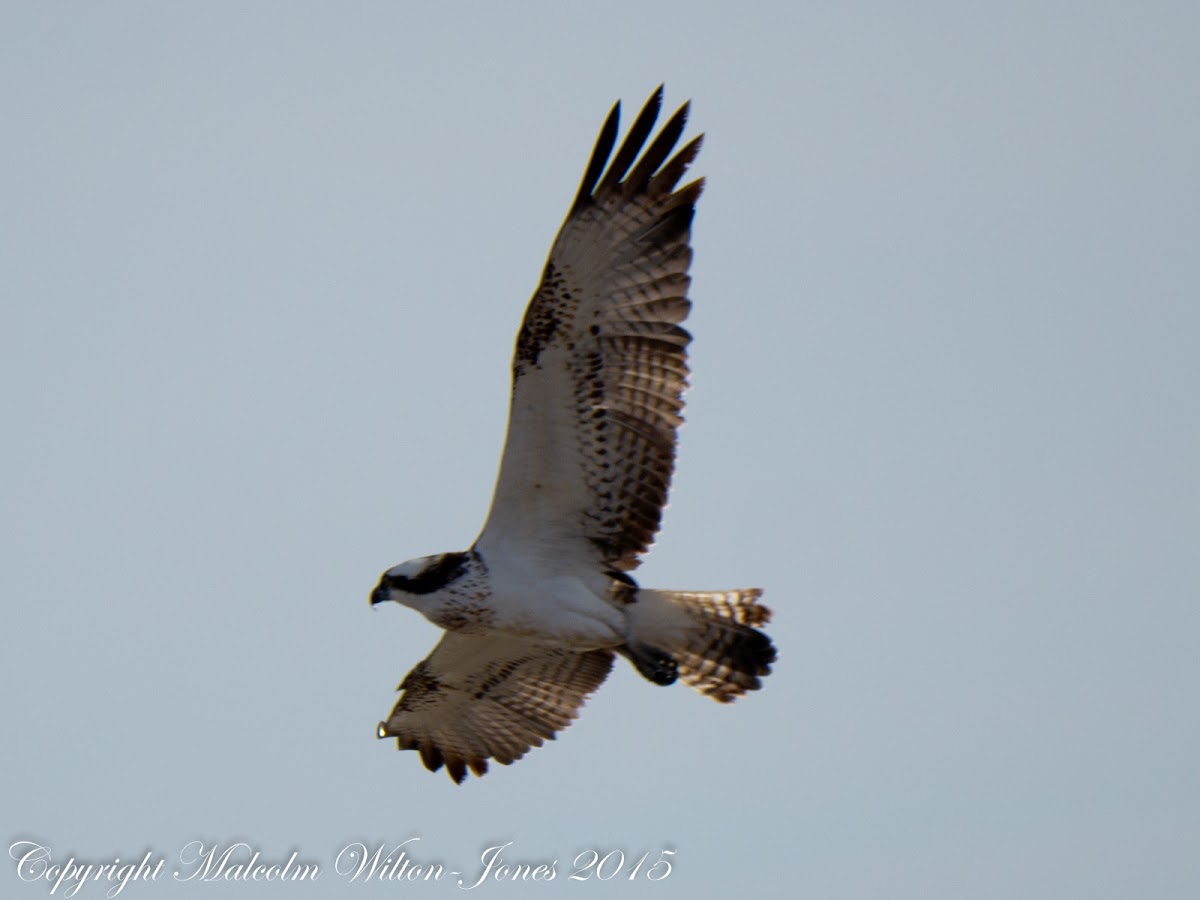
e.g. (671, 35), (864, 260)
(371, 88), (777, 784)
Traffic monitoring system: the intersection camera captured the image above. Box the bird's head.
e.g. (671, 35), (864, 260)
(370, 551), (471, 608)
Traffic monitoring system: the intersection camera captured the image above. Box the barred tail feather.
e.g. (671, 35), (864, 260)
(628, 588), (775, 702)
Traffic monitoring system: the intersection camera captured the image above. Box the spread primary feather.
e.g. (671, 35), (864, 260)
(369, 88), (776, 783)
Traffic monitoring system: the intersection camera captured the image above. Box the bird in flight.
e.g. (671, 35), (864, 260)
(370, 87), (776, 783)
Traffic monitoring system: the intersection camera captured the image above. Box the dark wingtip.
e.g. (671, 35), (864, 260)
(419, 741), (444, 774)
(595, 87), (664, 198)
(572, 99), (621, 213)
(572, 86), (688, 213)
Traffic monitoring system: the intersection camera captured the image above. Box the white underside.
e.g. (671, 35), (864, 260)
(481, 555), (627, 649)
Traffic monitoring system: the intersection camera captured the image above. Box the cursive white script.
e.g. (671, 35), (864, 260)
(173, 842), (319, 883)
(8, 842), (164, 899)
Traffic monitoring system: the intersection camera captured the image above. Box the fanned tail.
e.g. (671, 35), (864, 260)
(626, 588), (775, 702)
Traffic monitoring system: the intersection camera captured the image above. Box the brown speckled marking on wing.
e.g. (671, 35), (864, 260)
(377, 633), (615, 784)
(515, 262), (576, 375)
(480, 87), (704, 573)
(392, 660), (441, 710)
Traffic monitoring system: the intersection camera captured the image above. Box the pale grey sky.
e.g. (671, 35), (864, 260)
(3, 2), (1199, 898)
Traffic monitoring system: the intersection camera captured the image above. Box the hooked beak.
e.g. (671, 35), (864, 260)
(370, 581), (390, 606)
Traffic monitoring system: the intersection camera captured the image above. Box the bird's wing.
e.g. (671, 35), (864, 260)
(377, 631), (615, 783)
(474, 87), (703, 574)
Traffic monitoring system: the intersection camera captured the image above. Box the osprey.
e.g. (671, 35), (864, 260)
(370, 87), (776, 783)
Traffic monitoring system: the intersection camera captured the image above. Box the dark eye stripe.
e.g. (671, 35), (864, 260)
(387, 552), (469, 595)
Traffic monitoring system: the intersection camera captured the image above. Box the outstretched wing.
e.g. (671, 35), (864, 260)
(377, 632), (614, 783)
(475, 87), (703, 573)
